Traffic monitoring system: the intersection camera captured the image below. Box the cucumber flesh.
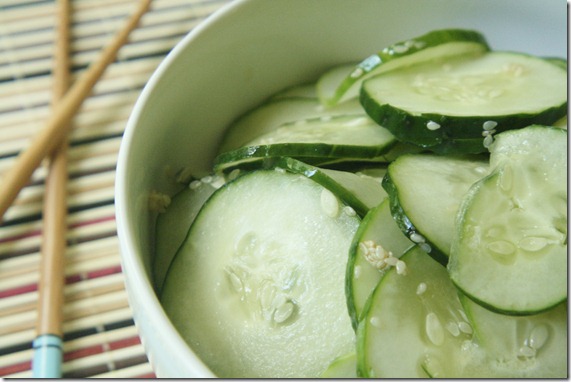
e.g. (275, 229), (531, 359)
(553, 115), (567, 128)
(320, 28), (490, 107)
(382, 153), (488, 263)
(319, 352), (357, 378)
(161, 170), (359, 378)
(270, 83), (317, 100)
(361, 52), (567, 151)
(358, 245), (567, 378)
(153, 176), (221, 292)
(219, 157), (388, 217)
(449, 126), (567, 314)
(357, 246), (470, 378)
(214, 115), (397, 175)
(218, 97), (363, 153)
(460, 296), (568, 378)
(316, 63), (360, 105)
(346, 198), (414, 328)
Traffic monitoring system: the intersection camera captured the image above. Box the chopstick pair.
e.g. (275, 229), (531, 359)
(30, 0), (152, 378)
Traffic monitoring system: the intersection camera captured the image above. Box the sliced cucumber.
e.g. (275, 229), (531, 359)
(321, 28), (490, 107)
(382, 153), (488, 264)
(214, 115), (398, 173)
(357, 246), (471, 378)
(449, 126), (567, 315)
(161, 169), (359, 378)
(153, 175), (222, 293)
(553, 115), (567, 128)
(357, 244), (568, 378)
(319, 352), (357, 378)
(361, 52), (567, 152)
(270, 82), (317, 100)
(216, 157), (387, 217)
(316, 63), (360, 105)
(544, 56), (567, 70)
(218, 97), (363, 153)
(346, 198), (414, 328)
(460, 296), (568, 378)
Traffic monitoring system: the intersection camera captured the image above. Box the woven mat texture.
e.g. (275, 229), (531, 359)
(0, 0), (230, 378)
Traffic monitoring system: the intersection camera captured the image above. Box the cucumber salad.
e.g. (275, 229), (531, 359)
(154, 29), (567, 378)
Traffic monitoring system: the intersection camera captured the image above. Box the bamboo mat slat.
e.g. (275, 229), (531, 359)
(0, 0), (232, 378)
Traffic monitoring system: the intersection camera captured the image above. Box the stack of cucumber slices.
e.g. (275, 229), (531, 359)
(156, 29), (567, 378)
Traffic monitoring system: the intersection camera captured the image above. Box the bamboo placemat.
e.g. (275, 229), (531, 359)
(0, 0), (231, 378)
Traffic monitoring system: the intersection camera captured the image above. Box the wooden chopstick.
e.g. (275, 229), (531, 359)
(32, 0), (72, 378)
(0, 0), (152, 222)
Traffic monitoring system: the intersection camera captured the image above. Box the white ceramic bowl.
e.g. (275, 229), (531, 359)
(115, 0), (566, 377)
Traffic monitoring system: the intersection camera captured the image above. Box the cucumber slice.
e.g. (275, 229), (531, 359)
(382, 153), (488, 264)
(553, 115), (567, 128)
(449, 126), (567, 315)
(218, 97), (363, 153)
(217, 157), (387, 217)
(358, 245), (568, 378)
(153, 176), (222, 292)
(357, 246), (471, 378)
(161, 169), (359, 378)
(544, 56), (567, 70)
(270, 83), (317, 100)
(316, 63), (360, 105)
(460, 296), (567, 378)
(346, 198), (414, 328)
(319, 352), (357, 378)
(214, 115), (398, 173)
(361, 52), (567, 152)
(321, 28), (490, 107)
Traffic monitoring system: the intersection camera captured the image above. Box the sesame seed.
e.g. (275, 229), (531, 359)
(350, 67), (364, 78)
(392, 44), (409, 54)
(354, 265), (362, 279)
(426, 121), (441, 130)
(148, 191), (171, 213)
(320, 188), (339, 217)
(201, 175), (213, 183)
(395, 260), (407, 275)
(189, 180), (202, 190)
(483, 120), (498, 130)
(370, 316), (382, 328)
(210, 175), (226, 189)
(343, 205), (356, 217)
(410, 232), (426, 243)
(419, 243), (432, 253)
(483, 134), (494, 148)
(384, 256), (398, 266)
(227, 168), (241, 180)
(344, 117), (369, 127)
(416, 282), (427, 295)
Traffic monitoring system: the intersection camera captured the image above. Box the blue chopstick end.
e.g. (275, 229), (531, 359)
(32, 334), (63, 378)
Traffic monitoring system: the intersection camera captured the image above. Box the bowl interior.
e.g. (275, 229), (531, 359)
(115, 0), (567, 377)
